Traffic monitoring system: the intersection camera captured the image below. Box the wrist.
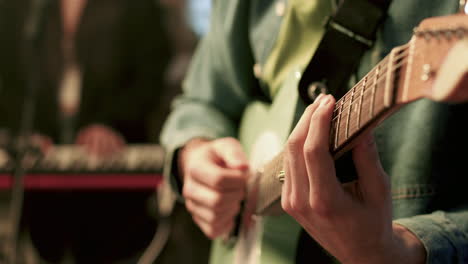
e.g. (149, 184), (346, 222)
(343, 224), (426, 264)
(390, 223), (426, 264)
(178, 138), (210, 181)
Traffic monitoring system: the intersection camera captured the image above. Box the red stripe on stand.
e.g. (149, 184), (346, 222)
(0, 173), (162, 190)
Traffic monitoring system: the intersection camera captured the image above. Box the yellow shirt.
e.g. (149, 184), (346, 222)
(262, 0), (332, 97)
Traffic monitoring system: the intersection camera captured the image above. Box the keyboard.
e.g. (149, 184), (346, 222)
(0, 145), (164, 190)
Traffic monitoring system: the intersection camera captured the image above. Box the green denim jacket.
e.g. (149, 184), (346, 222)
(161, 0), (468, 263)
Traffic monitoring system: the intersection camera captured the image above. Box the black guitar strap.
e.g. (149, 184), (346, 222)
(296, 2), (394, 261)
(298, 0), (393, 104)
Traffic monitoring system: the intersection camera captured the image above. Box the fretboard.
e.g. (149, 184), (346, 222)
(253, 13), (468, 216)
(256, 46), (409, 215)
(330, 45), (408, 157)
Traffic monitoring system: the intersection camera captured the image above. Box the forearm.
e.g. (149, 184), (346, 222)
(160, 0), (255, 202)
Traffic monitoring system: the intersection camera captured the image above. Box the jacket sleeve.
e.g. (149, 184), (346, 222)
(395, 208), (468, 263)
(160, 0), (256, 196)
(374, 100), (468, 264)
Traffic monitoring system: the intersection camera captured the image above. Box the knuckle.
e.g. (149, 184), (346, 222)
(182, 183), (192, 199)
(308, 198), (334, 219)
(210, 192), (225, 208)
(311, 107), (327, 122)
(302, 140), (323, 159)
(185, 163), (201, 178)
(303, 142), (322, 160)
(300, 104), (316, 119)
(289, 197), (309, 215)
(211, 174), (228, 189)
(220, 137), (238, 145)
(205, 211), (218, 224)
(286, 139), (303, 155)
(305, 104), (316, 113)
(214, 137), (238, 151)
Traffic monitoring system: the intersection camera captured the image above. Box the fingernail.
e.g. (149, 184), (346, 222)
(320, 95), (331, 107)
(314, 93), (324, 103)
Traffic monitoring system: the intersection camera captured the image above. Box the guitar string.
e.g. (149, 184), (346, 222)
(330, 61), (405, 123)
(334, 46), (410, 109)
(260, 44), (410, 206)
(329, 66), (406, 147)
(260, 58), (406, 207)
(329, 66), (406, 149)
(332, 46), (410, 114)
(344, 43), (409, 93)
(329, 46), (411, 147)
(331, 54), (409, 121)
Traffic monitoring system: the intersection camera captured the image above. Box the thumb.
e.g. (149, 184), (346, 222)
(352, 132), (390, 204)
(212, 137), (249, 170)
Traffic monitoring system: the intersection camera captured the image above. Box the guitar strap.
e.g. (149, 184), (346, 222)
(298, 0), (393, 104)
(296, 1), (393, 261)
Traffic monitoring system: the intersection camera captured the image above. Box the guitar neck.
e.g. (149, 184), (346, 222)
(254, 13), (468, 215)
(330, 45), (408, 158)
(256, 44), (418, 215)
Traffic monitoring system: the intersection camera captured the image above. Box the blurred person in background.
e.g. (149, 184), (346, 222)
(0, 0), (170, 262)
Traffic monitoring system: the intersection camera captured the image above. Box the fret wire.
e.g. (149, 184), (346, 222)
(331, 67), (401, 126)
(357, 76), (365, 129)
(345, 87), (354, 139)
(332, 45), (409, 138)
(385, 49), (397, 107)
(331, 68), (402, 123)
(331, 119), (338, 150)
(333, 119), (339, 149)
(332, 56), (408, 120)
(370, 64), (379, 118)
(334, 63), (383, 114)
(338, 62), (384, 110)
(335, 99), (343, 149)
(332, 47), (409, 113)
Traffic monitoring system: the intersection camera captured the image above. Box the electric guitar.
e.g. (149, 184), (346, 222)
(210, 13), (468, 264)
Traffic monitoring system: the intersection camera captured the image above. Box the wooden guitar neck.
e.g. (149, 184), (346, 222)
(254, 14), (468, 216)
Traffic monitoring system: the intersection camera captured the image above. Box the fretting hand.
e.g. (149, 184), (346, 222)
(281, 94), (426, 264)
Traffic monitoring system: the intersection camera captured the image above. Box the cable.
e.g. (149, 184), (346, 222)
(137, 179), (176, 264)
(5, 0), (48, 262)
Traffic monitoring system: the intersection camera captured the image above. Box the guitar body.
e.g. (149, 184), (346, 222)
(210, 71), (305, 264)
